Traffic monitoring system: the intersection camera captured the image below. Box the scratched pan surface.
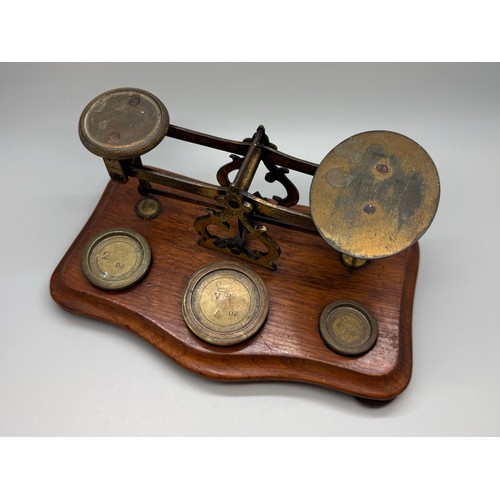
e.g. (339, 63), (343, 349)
(310, 131), (440, 260)
(78, 87), (170, 160)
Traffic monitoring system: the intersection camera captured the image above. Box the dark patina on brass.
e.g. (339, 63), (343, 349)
(135, 197), (162, 219)
(78, 88), (440, 271)
(182, 261), (269, 346)
(79, 87), (170, 160)
(310, 131), (440, 260)
(339, 254), (368, 269)
(319, 300), (378, 356)
(82, 228), (151, 290)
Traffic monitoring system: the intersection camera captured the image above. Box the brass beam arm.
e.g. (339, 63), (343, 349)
(129, 163), (224, 201)
(127, 163), (316, 233)
(167, 124), (318, 176)
(245, 192), (316, 233)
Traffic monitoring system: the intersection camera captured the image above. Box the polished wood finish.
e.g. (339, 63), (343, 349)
(50, 180), (419, 401)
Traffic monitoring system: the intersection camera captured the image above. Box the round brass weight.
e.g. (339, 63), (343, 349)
(78, 87), (170, 160)
(310, 131), (440, 260)
(82, 228), (152, 290)
(319, 300), (378, 356)
(182, 261), (269, 346)
(135, 197), (162, 219)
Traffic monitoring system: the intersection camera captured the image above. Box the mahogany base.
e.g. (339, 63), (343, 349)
(50, 180), (419, 402)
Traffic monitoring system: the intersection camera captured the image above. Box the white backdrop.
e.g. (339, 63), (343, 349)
(1, 63), (499, 436)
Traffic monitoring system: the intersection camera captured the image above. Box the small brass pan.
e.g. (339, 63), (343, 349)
(79, 87), (169, 160)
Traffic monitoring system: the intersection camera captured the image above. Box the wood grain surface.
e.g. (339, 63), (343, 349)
(50, 179), (419, 401)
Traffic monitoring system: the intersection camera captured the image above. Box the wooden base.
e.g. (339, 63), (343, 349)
(50, 180), (419, 402)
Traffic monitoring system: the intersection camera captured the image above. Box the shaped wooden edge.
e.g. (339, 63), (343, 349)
(50, 181), (419, 402)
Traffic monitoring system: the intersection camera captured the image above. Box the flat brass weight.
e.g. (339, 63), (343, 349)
(320, 300), (378, 356)
(310, 131), (440, 259)
(82, 228), (152, 290)
(135, 197), (162, 219)
(182, 261), (269, 346)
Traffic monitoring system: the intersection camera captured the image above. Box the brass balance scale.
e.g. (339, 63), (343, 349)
(50, 88), (440, 405)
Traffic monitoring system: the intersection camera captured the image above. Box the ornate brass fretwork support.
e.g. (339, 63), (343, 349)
(217, 155), (300, 209)
(194, 187), (281, 271)
(195, 126), (284, 270)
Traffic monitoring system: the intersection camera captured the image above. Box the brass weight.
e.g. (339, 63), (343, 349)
(182, 261), (269, 346)
(81, 228), (152, 290)
(319, 300), (378, 356)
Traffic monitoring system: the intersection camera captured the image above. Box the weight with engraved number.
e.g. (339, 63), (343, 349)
(182, 261), (269, 346)
(81, 228), (152, 290)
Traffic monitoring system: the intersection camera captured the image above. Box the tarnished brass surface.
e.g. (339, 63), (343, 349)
(82, 228), (151, 290)
(194, 188), (281, 271)
(310, 131), (440, 259)
(182, 261), (269, 346)
(319, 300), (378, 356)
(79, 88), (169, 160)
(77, 88), (442, 270)
(339, 254), (368, 269)
(135, 163), (315, 232)
(135, 197), (162, 219)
